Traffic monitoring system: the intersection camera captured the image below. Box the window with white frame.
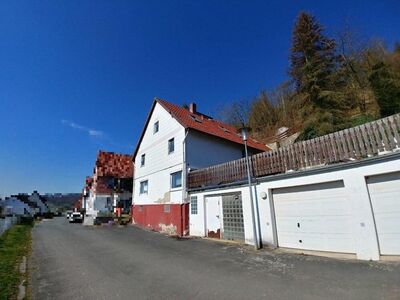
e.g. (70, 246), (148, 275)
(168, 138), (175, 154)
(153, 121), (159, 134)
(139, 180), (148, 194)
(141, 154), (145, 167)
(171, 171), (182, 188)
(190, 196), (198, 215)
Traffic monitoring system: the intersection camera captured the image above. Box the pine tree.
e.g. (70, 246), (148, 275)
(369, 62), (400, 117)
(290, 12), (338, 108)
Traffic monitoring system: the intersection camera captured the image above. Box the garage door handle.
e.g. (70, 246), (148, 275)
(297, 223), (300, 228)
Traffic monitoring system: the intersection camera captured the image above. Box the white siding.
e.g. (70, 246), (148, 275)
(134, 103), (186, 205)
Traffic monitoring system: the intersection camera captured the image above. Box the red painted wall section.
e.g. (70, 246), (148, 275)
(132, 203), (189, 236)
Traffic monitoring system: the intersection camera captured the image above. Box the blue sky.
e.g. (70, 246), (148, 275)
(0, 0), (399, 196)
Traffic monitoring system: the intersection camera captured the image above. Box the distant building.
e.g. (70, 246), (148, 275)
(1, 197), (33, 216)
(86, 151), (133, 218)
(28, 191), (49, 214)
(79, 176), (93, 212)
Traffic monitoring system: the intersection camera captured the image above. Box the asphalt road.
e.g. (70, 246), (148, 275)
(31, 217), (400, 300)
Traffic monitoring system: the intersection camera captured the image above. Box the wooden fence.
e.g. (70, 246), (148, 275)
(187, 113), (400, 189)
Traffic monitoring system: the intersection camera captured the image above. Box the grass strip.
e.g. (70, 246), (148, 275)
(0, 223), (32, 300)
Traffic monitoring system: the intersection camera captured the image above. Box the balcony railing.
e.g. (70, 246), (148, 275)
(187, 113), (400, 189)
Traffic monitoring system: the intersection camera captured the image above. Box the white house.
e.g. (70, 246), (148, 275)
(80, 176), (93, 212)
(132, 98), (268, 236)
(85, 151), (133, 221)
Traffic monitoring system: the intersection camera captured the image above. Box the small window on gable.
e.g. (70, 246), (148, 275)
(140, 180), (148, 194)
(190, 196), (198, 215)
(153, 121), (159, 134)
(168, 138), (175, 154)
(141, 154), (145, 167)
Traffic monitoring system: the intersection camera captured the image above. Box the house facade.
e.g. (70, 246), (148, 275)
(86, 151), (133, 219)
(80, 176), (93, 212)
(132, 98), (268, 236)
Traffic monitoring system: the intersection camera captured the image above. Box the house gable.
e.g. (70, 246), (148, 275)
(134, 101), (185, 179)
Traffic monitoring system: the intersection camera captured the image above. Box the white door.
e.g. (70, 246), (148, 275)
(205, 196), (221, 239)
(273, 181), (356, 253)
(367, 172), (400, 255)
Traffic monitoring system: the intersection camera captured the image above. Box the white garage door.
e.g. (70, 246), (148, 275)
(273, 181), (356, 253)
(367, 172), (400, 255)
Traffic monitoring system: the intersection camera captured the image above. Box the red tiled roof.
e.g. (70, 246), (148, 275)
(95, 151), (133, 178)
(156, 99), (269, 152)
(133, 98), (270, 158)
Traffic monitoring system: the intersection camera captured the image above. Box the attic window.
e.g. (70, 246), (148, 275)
(190, 114), (202, 123)
(153, 121), (159, 134)
(219, 125), (230, 133)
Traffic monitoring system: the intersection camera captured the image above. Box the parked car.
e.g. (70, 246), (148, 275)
(66, 211), (73, 220)
(69, 212), (83, 223)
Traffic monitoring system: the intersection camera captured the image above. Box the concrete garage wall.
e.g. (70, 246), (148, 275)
(189, 153), (400, 261)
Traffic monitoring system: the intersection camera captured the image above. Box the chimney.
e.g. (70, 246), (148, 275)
(189, 102), (197, 114)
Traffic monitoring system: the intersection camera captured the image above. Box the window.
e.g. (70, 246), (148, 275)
(153, 121), (159, 134)
(168, 138), (175, 154)
(190, 196), (198, 215)
(164, 204), (170, 213)
(141, 154), (145, 167)
(171, 171), (182, 188)
(139, 180), (148, 194)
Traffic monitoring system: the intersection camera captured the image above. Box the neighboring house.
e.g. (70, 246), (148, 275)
(28, 191), (49, 214)
(132, 98), (268, 236)
(86, 151), (133, 218)
(80, 176), (93, 212)
(1, 197), (33, 216)
(13, 193), (40, 215)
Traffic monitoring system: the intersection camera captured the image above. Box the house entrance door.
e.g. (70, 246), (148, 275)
(205, 196), (221, 239)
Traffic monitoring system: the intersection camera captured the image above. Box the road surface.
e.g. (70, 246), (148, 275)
(31, 217), (400, 300)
